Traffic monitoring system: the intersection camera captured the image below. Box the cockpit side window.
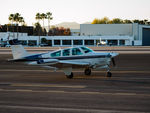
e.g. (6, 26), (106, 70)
(63, 49), (70, 56)
(51, 51), (61, 57)
(81, 47), (93, 53)
(72, 48), (83, 55)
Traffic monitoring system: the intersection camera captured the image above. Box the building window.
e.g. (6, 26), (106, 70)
(62, 40), (71, 45)
(28, 40), (37, 46)
(85, 40), (94, 45)
(54, 40), (60, 45)
(47, 40), (52, 46)
(73, 40), (83, 45)
(96, 40), (106, 45)
(119, 40), (125, 45)
(63, 49), (70, 56)
(107, 40), (118, 46)
(19, 40), (27, 45)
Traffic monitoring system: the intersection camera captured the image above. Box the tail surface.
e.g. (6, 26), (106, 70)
(11, 45), (30, 59)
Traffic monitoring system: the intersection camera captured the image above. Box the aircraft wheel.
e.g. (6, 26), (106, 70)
(84, 68), (91, 76)
(66, 72), (73, 79)
(107, 72), (112, 77)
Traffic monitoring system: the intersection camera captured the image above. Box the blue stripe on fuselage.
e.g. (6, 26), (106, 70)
(23, 53), (111, 61)
(24, 53), (45, 60)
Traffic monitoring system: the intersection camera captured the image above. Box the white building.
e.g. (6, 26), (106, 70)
(80, 23), (150, 46)
(1, 23), (150, 46)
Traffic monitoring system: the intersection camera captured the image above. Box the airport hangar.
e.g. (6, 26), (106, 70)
(0, 23), (150, 46)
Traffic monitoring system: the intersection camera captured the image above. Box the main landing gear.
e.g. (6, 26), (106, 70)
(66, 72), (73, 79)
(106, 65), (112, 77)
(65, 65), (112, 79)
(84, 68), (91, 76)
(107, 71), (112, 77)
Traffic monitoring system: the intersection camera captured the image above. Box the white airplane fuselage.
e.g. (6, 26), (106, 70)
(10, 45), (119, 78)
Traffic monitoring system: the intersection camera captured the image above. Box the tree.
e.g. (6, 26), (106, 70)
(46, 12), (53, 34)
(91, 18), (100, 24)
(35, 13), (41, 23)
(91, 17), (110, 24)
(99, 17), (110, 24)
(8, 13), (24, 38)
(41, 38), (47, 44)
(111, 18), (123, 24)
(35, 12), (53, 35)
(144, 19), (148, 25)
(124, 19), (133, 24)
(64, 28), (71, 35)
(33, 22), (43, 36)
(13, 13), (22, 38)
(35, 13), (42, 45)
(8, 14), (15, 32)
(8, 14), (14, 25)
(48, 27), (71, 36)
(41, 13), (47, 29)
(19, 17), (25, 26)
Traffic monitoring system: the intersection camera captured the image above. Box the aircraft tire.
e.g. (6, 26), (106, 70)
(84, 69), (91, 76)
(66, 72), (73, 79)
(107, 72), (112, 77)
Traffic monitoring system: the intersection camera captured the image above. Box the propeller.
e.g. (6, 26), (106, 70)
(111, 57), (116, 67)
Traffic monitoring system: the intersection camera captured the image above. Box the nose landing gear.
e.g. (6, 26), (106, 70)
(66, 72), (74, 79)
(107, 71), (112, 77)
(84, 68), (91, 76)
(106, 64), (112, 77)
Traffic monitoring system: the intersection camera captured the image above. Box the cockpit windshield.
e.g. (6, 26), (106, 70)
(72, 48), (83, 55)
(51, 51), (61, 57)
(80, 47), (93, 53)
(63, 49), (70, 56)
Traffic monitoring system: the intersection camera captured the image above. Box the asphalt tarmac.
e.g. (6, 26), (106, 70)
(0, 47), (150, 113)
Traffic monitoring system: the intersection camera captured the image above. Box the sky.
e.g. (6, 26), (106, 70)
(0, 0), (150, 26)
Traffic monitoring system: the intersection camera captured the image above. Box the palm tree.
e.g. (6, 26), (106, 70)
(8, 13), (24, 38)
(8, 14), (15, 33)
(35, 13), (42, 46)
(41, 13), (47, 29)
(46, 12), (53, 34)
(19, 17), (25, 34)
(19, 17), (24, 25)
(13, 13), (22, 38)
(35, 13), (41, 23)
(8, 14), (14, 25)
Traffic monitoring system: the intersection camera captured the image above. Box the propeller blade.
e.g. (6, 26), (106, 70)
(111, 58), (116, 66)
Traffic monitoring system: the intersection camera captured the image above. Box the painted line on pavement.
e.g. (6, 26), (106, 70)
(0, 89), (150, 97)
(11, 83), (86, 88)
(0, 105), (145, 113)
(1, 69), (150, 73)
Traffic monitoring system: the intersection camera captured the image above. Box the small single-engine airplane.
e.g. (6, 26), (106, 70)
(9, 39), (119, 79)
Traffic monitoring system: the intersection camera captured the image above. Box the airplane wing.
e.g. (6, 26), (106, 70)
(47, 60), (90, 69)
(9, 57), (90, 69)
(59, 61), (89, 65)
